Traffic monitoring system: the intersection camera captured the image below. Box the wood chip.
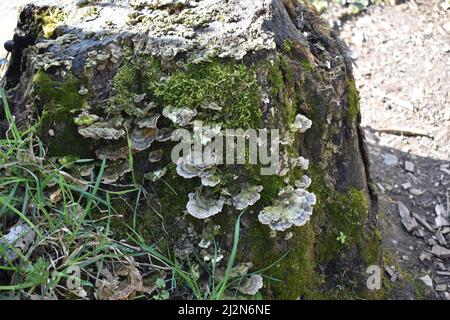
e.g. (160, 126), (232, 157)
(405, 161), (415, 173)
(412, 213), (435, 232)
(437, 271), (450, 277)
(431, 244), (450, 259)
(436, 232), (448, 246)
(398, 201), (419, 232)
(436, 284), (447, 291)
(419, 251), (432, 262)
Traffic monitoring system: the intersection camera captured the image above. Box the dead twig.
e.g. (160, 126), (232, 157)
(376, 127), (433, 138)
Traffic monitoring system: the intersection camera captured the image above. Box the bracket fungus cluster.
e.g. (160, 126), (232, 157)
(186, 192), (225, 219)
(2, 0), (378, 299)
(233, 185), (264, 211)
(166, 104), (316, 233)
(237, 275), (264, 296)
(258, 186), (317, 232)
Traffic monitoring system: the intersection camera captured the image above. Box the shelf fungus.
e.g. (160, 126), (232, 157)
(162, 105), (197, 126)
(176, 151), (215, 179)
(186, 192), (224, 219)
(233, 185), (263, 210)
(148, 149), (163, 163)
(135, 113), (160, 129)
(290, 156), (309, 170)
(200, 171), (221, 187)
(131, 127), (158, 151)
(102, 160), (131, 184)
(156, 127), (172, 142)
(78, 122), (125, 140)
(289, 114), (312, 133)
(258, 186), (317, 231)
(236, 275), (264, 295)
(95, 145), (129, 161)
(294, 175), (312, 189)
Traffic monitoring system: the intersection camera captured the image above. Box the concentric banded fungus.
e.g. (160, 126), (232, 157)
(200, 172), (221, 187)
(136, 113), (160, 129)
(294, 175), (312, 189)
(0, 222), (35, 261)
(134, 93), (147, 104)
(148, 149), (163, 163)
(233, 185), (263, 210)
(156, 128), (172, 142)
(176, 151), (215, 179)
(291, 156), (309, 170)
(237, 275), (264, 295)
(289, 114), (312, 133)
(95, 145), (129, 161)
(144, 167), (168, 182)
(78, 123), (125, 140)
(131, 127), (158, 151)
(186, 192), (224, 219)
(80, 165), (94, 177)
(162, 105), (197, 126)
(102, 160), (131, 184)
(258, 187), (316, 231)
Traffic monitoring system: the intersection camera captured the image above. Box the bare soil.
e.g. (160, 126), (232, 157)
(325, 0), (450, 299)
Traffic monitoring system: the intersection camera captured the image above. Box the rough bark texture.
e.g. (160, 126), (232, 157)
(2, 0), (381, 299)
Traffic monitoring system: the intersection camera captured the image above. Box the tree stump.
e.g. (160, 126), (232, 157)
(2, 0), (381, 299)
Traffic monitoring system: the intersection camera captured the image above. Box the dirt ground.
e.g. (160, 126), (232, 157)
(324, 0), (450, 299)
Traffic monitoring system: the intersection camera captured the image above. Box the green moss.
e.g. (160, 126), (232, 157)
(33, 70), (86, 115)
(312, 180), (369, 262)
(111, 53), (162, 115)
(249, 221), (323, 299)
(33, 70), (91, 157)
(107, 50), (378, 300)
(74, 113), (97, 126)
(282, 39), (293, 53)
(154, 61), (262, 129)
(249, 172), (371, 299)
(361, 228), (382, 266)
(112, 54), (262, 129)
(347, 78), (359, 122)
